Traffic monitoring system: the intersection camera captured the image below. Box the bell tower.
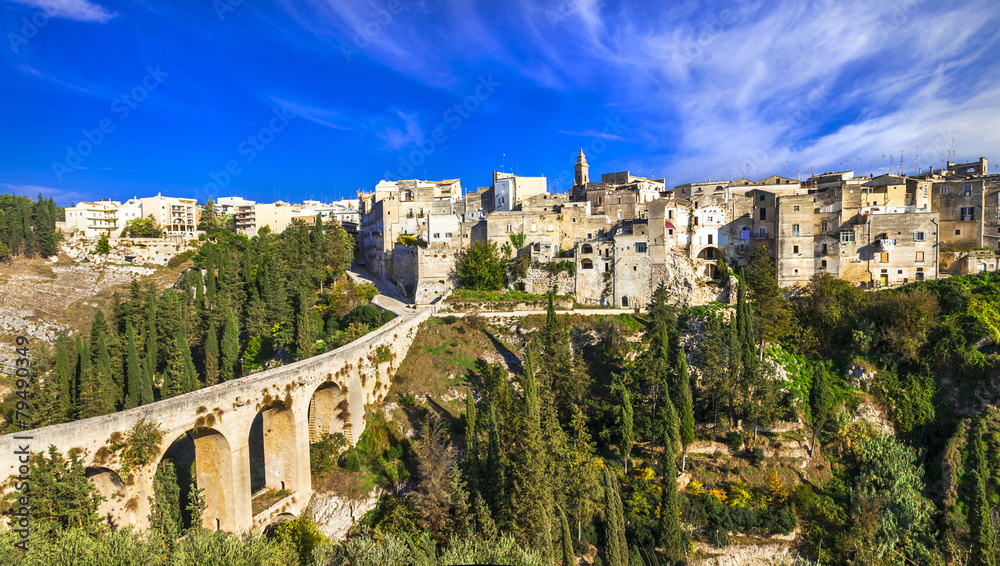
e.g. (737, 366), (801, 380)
(574, 148), (589, 186)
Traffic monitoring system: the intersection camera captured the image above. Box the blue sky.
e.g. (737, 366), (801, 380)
(1, 0), (999, 206)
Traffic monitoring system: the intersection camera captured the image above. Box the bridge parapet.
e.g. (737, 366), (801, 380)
(0, 308), (430, 533)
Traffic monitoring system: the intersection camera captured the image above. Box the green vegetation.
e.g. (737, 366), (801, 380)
(455, 240), (506, 291)
(0, 193), (61, 259)
(0, 216), (367, 431)
(123, 215), (163, 238)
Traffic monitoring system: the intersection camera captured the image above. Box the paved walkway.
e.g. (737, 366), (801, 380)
(346, 264), (415, 316)
(433, 307), (637, 318)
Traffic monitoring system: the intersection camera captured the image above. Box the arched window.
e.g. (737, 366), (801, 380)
(581, 244), (593, 254)
(582, 259), (594, 269)
(401, 190), (414, 202)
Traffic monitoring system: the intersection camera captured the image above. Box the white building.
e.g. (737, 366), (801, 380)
(138, 193), (199, 235)
(492, 172), (547, 212)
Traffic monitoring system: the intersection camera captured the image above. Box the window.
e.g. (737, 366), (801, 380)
(759, 195), (765, 202)
(433, 233), (440, 238)
(913, 232), (926, 241)
(961, 207), (975, 221)
(897, 269), (903, 275)
(821, 260), (828, 269)
(707, 235), (714, 245)
(941, 185), (948, 194)
(633, 266), (637, 271)
(758, 227), (767, 239)
(668, 210), (673, 219)
(793, 268), (799, 275)
(840, 230), (855, 243)
(956, 229), (962, 236)
(445, 232), (452, 238)
(582, 244), (593, 254)
(531, 224), (537, 232)
(821, 221), (828, 232)
(821, 244), (828, 255)
(792, 224), (800, 236)
(881, 252), (889, 262)
(667, 228), (674, 236)
(582, 259), (594, 269)
(759, 208), (766, 220)
(793, 205), (800, 211)
(964, 183), (972, 196)
(793, 245), (799, 254)
(635, 242), (647, 253)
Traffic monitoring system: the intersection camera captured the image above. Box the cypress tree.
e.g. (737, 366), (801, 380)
(559, 504), (574, 566)
(205, 249), (216, 307)
(602, 467), (627, 566)
(970, 469), (998, 566)
(220, 307), (239, 381)
(618, 382), (634, 473)
(809, 364), (831, 458)
(509, 348), (550, 551)
(485, 404), (508, 525)
(180, 322), (198, 393)
(295, 288), (317, 361)
(125, 324), (141, 409)
(149, 460), (183, 548)
(146, 299), (158, 373)
(140, 355), (154, 406)
(73, 335), (86, 408)
(660, 397), (681, 457)
(657, 428), (684, 562)
(162, 331), (187, 400)
(204, 319), (219, 386)
(55, 333), (71, 417)
(472, 491), (498, 541)
(194, 268), (205, 310)
(676, 345), (695, 471)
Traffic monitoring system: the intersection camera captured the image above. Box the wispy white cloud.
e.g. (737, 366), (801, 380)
(269, 96), (351, 130)
(1, 183), (89, 205)
(10, 0), (117, 22)
(559, 129), (626, 141)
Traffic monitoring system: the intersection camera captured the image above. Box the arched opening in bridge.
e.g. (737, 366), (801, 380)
(86, 467), (126, 527)
(249, 403), (299, 515)
(154, 429), (235, 532)
(309, 382), (350, 445)
(159, 428), (236, 531)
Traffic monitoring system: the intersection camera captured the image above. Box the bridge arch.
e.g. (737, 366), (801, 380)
(309, 382), (350, 444)
(249, 403), (300, 502)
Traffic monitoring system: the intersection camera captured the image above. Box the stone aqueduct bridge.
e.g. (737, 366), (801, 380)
(0, 308), (430, 533)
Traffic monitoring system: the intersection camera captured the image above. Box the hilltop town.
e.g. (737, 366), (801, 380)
(50, 152), (1000, 309)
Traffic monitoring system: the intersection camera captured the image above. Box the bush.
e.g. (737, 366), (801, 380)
(310, 433), (347, 476)
(456, 241), (506, 291)
(442, 315), (459, 325)
(167, 250), (196, 269)
(344, 304), (383, 328)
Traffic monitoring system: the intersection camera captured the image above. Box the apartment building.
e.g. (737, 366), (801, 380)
(138, 194), (199, 234)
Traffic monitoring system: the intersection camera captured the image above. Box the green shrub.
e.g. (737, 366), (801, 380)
(167, 250), (196, 269)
